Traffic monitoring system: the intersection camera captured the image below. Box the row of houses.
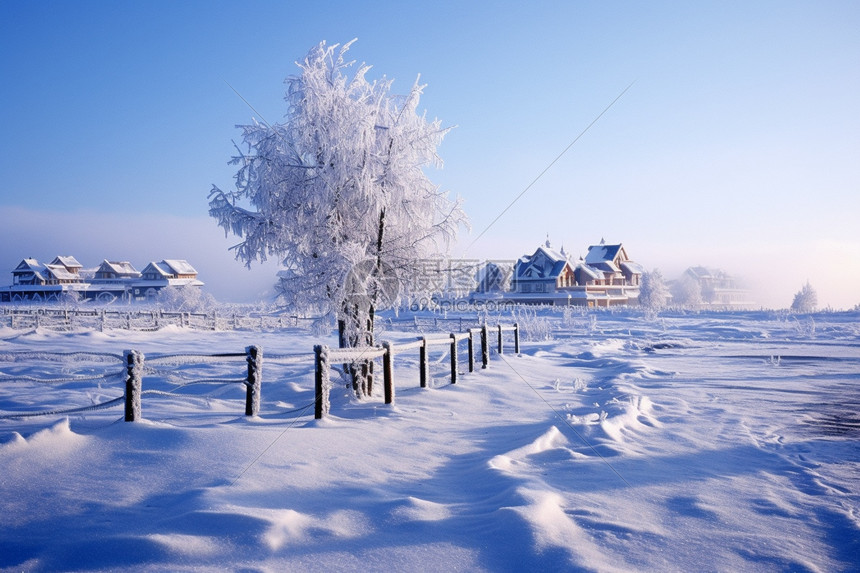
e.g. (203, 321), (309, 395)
(0, 256), (203, 303)
(474, 239), (644, 307)
(471, 239), (754, 308)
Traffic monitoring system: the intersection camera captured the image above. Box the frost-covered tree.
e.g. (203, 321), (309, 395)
(791, 281), (817, 313)
(156, 286), (215, 313)
(208, 40), (466, 358)
(638, 269), (670, 312)
(670, 273), (702, 308)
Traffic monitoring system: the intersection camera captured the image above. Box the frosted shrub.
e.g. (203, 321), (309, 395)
(792, 316), (816, 338)
(791, 282), (818, 313)
(155, 286), (215, 313)
(639, 269), (670, 315)
(513, 307), (554, 341)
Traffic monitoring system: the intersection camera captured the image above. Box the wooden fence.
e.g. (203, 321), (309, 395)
(0, 307), (314, 332)
(313, 323), (519, 419)
(1, 323), (519, 422)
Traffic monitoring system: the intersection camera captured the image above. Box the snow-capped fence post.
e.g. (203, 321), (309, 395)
(467, 330), (475, 372)
(245, 345), (262, 416)
(498, 324), (504, 354)
(124, 350), (144, 422)
(514, 323), (520, 354)
(382, 342), (394, 404)
(481, 324), (489, 369)
(314, 345), (330, 419)
(419, 337), (429, 388)
(450, 333), (458, 384)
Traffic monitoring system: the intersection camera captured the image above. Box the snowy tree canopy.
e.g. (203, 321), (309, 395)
(208, 40), (467, 321)
(638, 269), (670, 312)
(791, 281), (818, 313)
(671, 274), (703, 308)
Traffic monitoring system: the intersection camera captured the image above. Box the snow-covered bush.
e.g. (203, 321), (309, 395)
(791, 282), (818, 313)
(155, 286), (215, 313)
(513, 307), (554, 341)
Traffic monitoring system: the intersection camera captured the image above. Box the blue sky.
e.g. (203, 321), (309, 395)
(2, 1), (858, 307)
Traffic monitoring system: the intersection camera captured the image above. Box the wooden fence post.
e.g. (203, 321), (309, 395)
(498, 324), (504, 355)
(467, 331), (475, 372)
(419, 337), (429, 388)
(314, 345), (330, 419)
(450, 334), (458, 384)
(383, 342), (394, 404)
(481, 324), (489, 369)
(124, 350), (143, 422)
(245, 345), (262, 416)
(514, 322), (520, 354)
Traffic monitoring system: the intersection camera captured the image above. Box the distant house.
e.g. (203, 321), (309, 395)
(509, 242), (576, 303)
(94, 260), (141, 281)
(570, 241), (643, 307)
(1, 256), (203, 303)
(141, 260), (200, 281)
(12, 259), (49, 286)
(485, 239), (643, 307)
(673, 266), (754, 308)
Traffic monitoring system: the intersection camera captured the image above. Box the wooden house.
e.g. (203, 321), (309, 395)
(2, 256), (203, 304)
(508, 242), (577, 303)
(94, 260), (141, 281)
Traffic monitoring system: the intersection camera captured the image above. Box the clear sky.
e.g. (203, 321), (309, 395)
(2, 0), (858, 308)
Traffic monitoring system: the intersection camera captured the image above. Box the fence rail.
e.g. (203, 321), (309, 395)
(313, 323), (519, 419)
(0, 307), (318, 332)
(0, 323), (520, 423)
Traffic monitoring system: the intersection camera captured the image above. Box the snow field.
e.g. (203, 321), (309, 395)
(1, 310), (858, 571)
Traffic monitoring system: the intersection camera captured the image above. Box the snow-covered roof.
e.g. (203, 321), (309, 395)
(620, 261), (644, 275)
(516, 245), (571, 280)
(142, 262), (172, 278)
(15, 258), (45, 272)
(584, 243), (623, 265)
(51, 256), (82, 269)
(162, 260), (197, 275)
(97, 260), (140, 276)
(591, 261), (621, 274)
(44, 264), (79, 281)
(575, 263), (603, 280)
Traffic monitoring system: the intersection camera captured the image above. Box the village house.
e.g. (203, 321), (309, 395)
(508, 242), (576, 303)
(1, 256), (203, 303)
(570, 241), (643, 307)
(673, 266), (754, 308)
(487, 239), (643, 307)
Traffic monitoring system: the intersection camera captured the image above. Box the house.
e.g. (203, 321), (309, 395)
(94, 260), (141, 281)
(569, 241), (643, 307)
(141, 260), (200, 282)
(1, 256), (203, 304)
(507, 241), (577, 304)
(672, 266), (754, 308)
(12, 259), (49, 286)
(483, 239), (643, 307)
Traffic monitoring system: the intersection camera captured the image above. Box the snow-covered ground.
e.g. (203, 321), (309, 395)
(1, 310), (858, 572)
